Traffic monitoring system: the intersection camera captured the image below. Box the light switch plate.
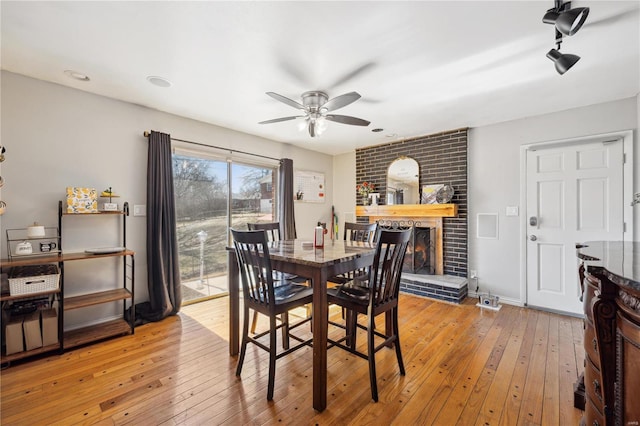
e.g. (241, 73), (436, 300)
(505, 206), (519, 217)
(133, 204), (146, 217)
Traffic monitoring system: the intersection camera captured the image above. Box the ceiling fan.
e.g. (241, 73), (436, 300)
(259, 91), (370, 137)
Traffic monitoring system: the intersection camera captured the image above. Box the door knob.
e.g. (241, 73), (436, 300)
(529, 216), (538, 226)
(529, 235), (537, 241)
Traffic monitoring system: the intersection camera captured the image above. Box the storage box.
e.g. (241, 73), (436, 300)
(40, 308), (58, 346)
(23, 312), (42, 351)
(5, 314), (24, 355)
(66, 187), (98, 213)
(8, 265), (60, 296)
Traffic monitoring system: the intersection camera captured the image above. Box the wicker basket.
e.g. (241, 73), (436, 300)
(8, 264), (60, 296)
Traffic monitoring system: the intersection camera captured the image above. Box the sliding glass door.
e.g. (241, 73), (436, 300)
(172, 151), (277, 305)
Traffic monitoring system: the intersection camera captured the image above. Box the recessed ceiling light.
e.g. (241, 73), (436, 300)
(146, 76), (172, 88)
(64, 70), (90, 81)
(386, 133), (398, 138)
(372, 128), (384, 133)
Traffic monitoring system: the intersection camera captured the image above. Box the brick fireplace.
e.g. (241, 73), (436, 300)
(355, 128), (468, 303)
(355, 201), (467, 303)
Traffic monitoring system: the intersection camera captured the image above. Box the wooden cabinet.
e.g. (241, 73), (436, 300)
(0, 202), (135, 365)
(576, 241), (640, 426)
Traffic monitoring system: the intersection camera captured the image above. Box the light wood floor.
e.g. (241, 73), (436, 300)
(1, 294), (584, 425)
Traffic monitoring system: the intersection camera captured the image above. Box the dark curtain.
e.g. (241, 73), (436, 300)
(144, 130), (181, 321)
(278, 158), (297, 239)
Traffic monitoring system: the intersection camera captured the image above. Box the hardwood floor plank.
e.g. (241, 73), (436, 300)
(474, 307), (529, 426)
(0, 295), (585, 425)
(454, 305), (520, 425)
(516, 311), (550, 425)
(541, 314), (560, 425)
(498, 309), (538, 426)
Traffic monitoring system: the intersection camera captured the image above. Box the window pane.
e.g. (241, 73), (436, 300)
(173, 154), (229, 304)
(172, 152), (278, 306)
(231, 163), (275, 231)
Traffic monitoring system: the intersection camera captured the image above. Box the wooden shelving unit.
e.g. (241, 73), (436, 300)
(0, 201), (135, 365)
(58, 200), (135, 350)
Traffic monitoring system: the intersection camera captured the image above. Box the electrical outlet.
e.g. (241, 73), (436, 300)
(133, 204), (146, 217)
(470, 270), (477, 278)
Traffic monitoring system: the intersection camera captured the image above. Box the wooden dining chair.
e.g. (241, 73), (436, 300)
(231, 228), (313, 401)
(247, 221), (281, 241)
(327, 228), (411, 402)
(246, 222), (307, 335)
(328, 222), (378, 286)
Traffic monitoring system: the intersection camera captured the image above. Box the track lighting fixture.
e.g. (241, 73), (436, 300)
(543, 1), (589, 36)
(546, 49), (580, 75)
(542, 0), (589, 74)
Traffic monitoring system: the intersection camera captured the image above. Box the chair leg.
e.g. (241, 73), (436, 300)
(250, 310), (259, 334)
(267, 314), (278, 401)
(236, 307), (250, 376)
(368, 313), (378, 402)
(346, 309), (358, 350)
(393, 307), (405, 375)
(281, 312), (290, 350)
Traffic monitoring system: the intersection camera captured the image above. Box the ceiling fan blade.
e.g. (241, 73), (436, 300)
(325, 114), (370, 126)
(322, 92), (361, 112)
(265, 92), (305, 110)
(258, 116), (302, 124)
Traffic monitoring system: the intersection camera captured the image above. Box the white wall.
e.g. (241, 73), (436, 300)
(468, 97), (637, 305)
(332, 151), (356, 237)
(0, 71), (333, 327)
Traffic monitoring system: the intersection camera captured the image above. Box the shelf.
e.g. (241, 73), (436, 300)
(64, 319), (132, 349)
(61, 210), (124, 215)
(1, 250), (133, 268)
(355, 203), (458, 218)
(1, 343), (61, 364)
(64, 288), (132, 310)
(0, 288), (61, 302)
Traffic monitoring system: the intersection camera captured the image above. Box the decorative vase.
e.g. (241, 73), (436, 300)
(362, 195), (369, 206)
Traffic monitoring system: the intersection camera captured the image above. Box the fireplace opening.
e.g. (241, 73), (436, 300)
(377, 220), (436, 275)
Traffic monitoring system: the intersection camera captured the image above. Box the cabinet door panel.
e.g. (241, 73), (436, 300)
(617, 311), (640, 423)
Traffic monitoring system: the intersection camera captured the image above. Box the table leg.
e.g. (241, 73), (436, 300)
(228, 250), (239, 356)
(312, 268), (328, 412)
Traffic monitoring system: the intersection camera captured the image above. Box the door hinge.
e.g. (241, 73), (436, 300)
(623, 222), (627, 233)
(623, 153), (627, 164)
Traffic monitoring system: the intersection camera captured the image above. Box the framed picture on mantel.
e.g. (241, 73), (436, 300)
(294, 170), (325, 203)
(421, 184), (443, 204)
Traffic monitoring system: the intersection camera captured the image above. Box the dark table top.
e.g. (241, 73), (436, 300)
(576, 241), (640, 291)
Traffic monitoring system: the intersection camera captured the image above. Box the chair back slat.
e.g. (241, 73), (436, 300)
(248, 222), (281, 242)
(344, 222), (377, 243)
(232, 229), (276, 311)
(368, 229), (411, 307)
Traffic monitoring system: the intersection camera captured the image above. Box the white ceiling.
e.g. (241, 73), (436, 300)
(1, 1), (638, 155)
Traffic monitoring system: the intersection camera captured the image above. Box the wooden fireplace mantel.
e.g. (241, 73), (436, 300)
(355, 203), (458, 220)
(355, 204), (457, 276)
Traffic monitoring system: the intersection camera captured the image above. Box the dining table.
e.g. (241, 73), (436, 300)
(227, 238), (376, 412)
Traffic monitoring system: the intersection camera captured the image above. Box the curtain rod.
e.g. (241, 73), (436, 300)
(143, 131), (280, 162)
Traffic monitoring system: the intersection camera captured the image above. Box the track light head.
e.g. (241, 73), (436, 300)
(556, 7), (589, 35)
(546, 49), (581, 74)
(542, 2), (590, 36)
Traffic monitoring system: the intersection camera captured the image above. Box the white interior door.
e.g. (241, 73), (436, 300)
(526, 139), (624, 314)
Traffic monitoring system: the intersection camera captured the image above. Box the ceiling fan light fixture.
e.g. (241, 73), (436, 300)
(546, 48), (580, 74)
